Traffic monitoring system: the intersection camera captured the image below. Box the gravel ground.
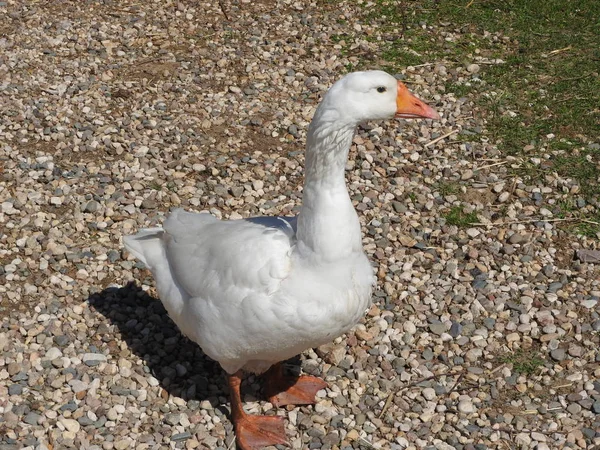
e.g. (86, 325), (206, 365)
(1, 1), (599, 449)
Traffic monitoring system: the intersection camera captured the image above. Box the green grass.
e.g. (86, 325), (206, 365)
(445, 81), (473, 98)
(366, 0), (600, 237)
(501, 349), (545, 375)
(381, 47), (424, 68)
(444, 206), (478, 227)
(437, 181), (461, 196)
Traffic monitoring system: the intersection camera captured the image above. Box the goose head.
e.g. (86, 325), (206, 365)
(316, 70), (440, 126)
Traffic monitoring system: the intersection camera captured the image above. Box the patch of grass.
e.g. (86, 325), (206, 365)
(444, 206), (478, 227)
(330, 33), (350, 44)
(437, 181), (461, 196)
(366, 0), (600, 237)
(552, 147), (600, 199)
(445, 81), (473, 98)
(576, 222), (598, 238)
(501, 349), (545, 375)
(381, 47), (424, 68)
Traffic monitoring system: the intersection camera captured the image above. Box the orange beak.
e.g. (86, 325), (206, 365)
(395, 81), (440, 120)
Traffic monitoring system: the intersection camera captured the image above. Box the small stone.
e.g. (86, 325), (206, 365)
(458, 400), (475, 414)
(333, 395), (348, 407)
(403, 321), (417, 334)
(59, 417), (80, 433)
(466, 228), (480, 237)
(515, 433), (531, 446)
(399, 234), (417, 247)
(54, 335), (70, 346)
(78, 416), (94, 426)
(539, 333), (559, 343)
(141, 198), (158, 209)
(392, 202), (407, 213)
(531, 432), (546, 442)
(172, 432), (192, 441)
(82, 353), (107, 366)
(467, 63), (480, 73)
(465, 348), (482, 362)
(550, 349), (566, 361)
(45, 347), (62, 360)
(317, 344), (346, 366)
(506, 333), (520, 343)
(581, 299), (598, 309)
(165, 413), (181, 425)
(568, 344), (582, 357)
(355, 328), (374, 341)
(107, 407), (119, 421)
(60, 401), (78, 412)
(107, 250), (120, 263)
(0, 333), (8, 352)
(461, 169), (474, 180)
(449, 322), (462, 337)
(547, 282), (563, 293)
(84, 200), (100, 213)
(567, 403), (581, 414)
(429, 321), (447, 335)
(576, 249), (600, 263)
(498, 192), (510, 203)
(422, 387), (436, 401)
(70, 380), (88, 393)
(420, 410), (434, 422)
(509, 233), (529, 244)
(114, 440), (131, 450)
(582, 428), (597, 439)
(23, 412), (41, 425)
(346, 429), (360, 441)
(8, 384), (23, 395)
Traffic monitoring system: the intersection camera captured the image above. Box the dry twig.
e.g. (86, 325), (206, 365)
(218, 0), (230, 20)
(379, 369), (464, 418)
(476, 160), (509, 171)
(425, 129), (459, 147)
(471, 217), (595, 227)
(544, 46), (572, 57)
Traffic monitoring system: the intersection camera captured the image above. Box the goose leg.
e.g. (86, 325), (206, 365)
(263, 362), (328, 407)
(228, 371), (289, 450)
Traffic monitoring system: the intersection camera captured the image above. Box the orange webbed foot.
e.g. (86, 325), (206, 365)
(235, 414), (288, 450)
(263, 364), (328, 407)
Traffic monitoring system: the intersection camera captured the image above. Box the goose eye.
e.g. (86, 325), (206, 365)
(376, 86), (387, 93)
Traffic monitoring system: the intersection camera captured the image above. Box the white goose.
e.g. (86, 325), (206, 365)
(124, 70), (438, 449)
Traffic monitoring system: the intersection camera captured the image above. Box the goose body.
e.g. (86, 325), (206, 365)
(124, 209), (373, 374)
(123, 70), (438, 449)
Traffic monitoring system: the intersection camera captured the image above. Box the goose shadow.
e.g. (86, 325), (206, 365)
(88, 281), (308, 445)
(87, 282), (233, 412)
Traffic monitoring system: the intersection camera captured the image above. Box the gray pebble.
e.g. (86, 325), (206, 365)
(82, 353), (107, 366)
(8, 384), (23, 395)
(550, 349), (566, 361)
(23, 412), (41, 425)
(171, 432), (192, 441)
